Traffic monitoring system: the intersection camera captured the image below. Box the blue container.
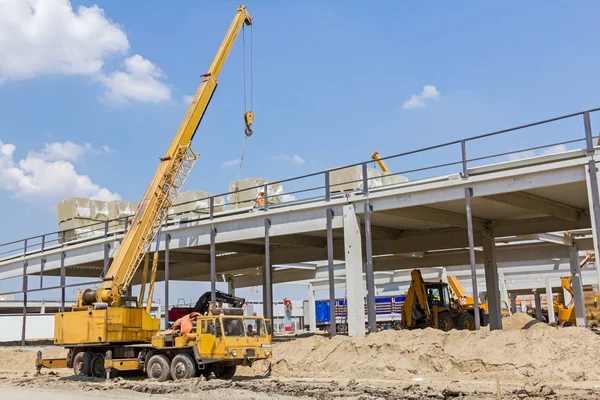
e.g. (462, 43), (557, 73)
(315, 300), (330, 323)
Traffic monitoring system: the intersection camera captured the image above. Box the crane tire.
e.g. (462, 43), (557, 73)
(170, 353), (196, 380)
(456, 312), (476, 331)
(73, 351), (92, 377)
(147, 354), (171, 382)
(437, 311), (453, 332)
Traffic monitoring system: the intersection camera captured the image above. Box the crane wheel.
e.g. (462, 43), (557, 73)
(170, 353), (196, 380)
(73, 351), (92, 376)
(456, 312), (476, 331)
(437, 311), (453, 332)
(90, 353), (106, 378)
(214, 364), (236, 380)
(146, 354), (171, 382)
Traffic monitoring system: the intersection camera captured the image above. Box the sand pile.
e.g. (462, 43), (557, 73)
(256, 317), (600, 382)
(501, 312), (548, 331)
(0, 347), (65, 371)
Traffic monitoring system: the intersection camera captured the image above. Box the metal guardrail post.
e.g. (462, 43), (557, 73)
(362, 163), (369, 194)
(210, 196), (215, 220)
(61, 230), (66, 245)
(461, 140), (468, 178)
(326, 208), (336, 336)
(124, 216), (129, 233)
(40, 258), (45, 289)
(364, 203), (376, 333)
(264, 218), (273, 320)
(263, 183), (269, 211)
(584, 111), (594, 153)
(41, 235), (45, 252)
(325, 171), (331, 202)
(464, 187), (481, 330)
(22, 239), (28, 346)
(60, 252), (66, 311)
(210, 226), (217, 303)
(104, 221), (109, 238)
(164, 234), (170, 330)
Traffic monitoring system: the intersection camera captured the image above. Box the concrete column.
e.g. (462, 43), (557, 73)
(584, 158), (600, 287)
(534, 291), (543, 320)
(308, 283), (316, 333)
(342, 204), (365, 337)
(439, 267), (448, 283)
(545, 278), (556, 324)
(227, 278), (235, 296)
(510, 293), (518, 314)
(482, 229), (502, 330)
(499, 272), (509, 308)
(568, 245), (587, 327)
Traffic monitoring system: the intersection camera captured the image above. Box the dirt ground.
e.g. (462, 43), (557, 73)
(1, 314), (599, 399)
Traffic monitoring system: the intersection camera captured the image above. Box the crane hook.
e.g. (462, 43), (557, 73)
(244, 111), (254, 137)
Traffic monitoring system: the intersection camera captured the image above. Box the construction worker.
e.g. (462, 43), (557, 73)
(256, 191), (265, 207)
(251, 191), (265, 212)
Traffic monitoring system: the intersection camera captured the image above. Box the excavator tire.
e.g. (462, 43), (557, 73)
(73, 351), (92, 377)
(437, 311), (453, 332)
(456, 312), (476, 331)
(170, 353), (196, 380)
(147, 354), (171, 382)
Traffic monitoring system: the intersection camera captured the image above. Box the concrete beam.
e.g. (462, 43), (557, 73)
(485, 191), (582, 222)
(490, 215), (590, 237)
(380, 206), (487, 231)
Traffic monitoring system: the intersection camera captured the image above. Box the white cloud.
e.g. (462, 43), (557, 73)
(182, 95), (194, 104)
(507, 144), (568, 161)
(274, 154), (305, 165)
(98, 55), (171, 103)
(0, 139), (120, 203)
(0, 1), (170, 104)
(402, 85), (441, 110)
(222, 159), (240, 168)
(0, 0), (129, 83)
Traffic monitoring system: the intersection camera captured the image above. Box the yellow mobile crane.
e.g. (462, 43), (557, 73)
(36, 5), (271, 381)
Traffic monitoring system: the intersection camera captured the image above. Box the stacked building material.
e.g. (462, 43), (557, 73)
(228, 178), (283, 209)
(329, 166), (408, 193)
(168, 190), (225, 221)
(107, 200), (139, 232)
(56, 198), (109, 243)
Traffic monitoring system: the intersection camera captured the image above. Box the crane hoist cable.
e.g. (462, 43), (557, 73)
(235, 23), (254, 191)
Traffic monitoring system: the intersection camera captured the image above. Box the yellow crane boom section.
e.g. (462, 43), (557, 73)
(90, 5), (253, 307)
(371, 151), (390, 173)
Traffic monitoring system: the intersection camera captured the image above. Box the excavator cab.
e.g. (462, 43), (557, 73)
(426, 284), (451, 310)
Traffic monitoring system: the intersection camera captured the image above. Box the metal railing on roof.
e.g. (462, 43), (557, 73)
(1, 107), (599, 262)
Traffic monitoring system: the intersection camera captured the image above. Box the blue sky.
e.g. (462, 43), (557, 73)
(1, 1), (600, 303)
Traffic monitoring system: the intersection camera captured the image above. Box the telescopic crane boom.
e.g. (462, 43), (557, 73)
(81, 5), (253, 308)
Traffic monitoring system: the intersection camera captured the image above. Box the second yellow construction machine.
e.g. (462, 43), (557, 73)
(401, 269), (476, 331)
(35, 4), (272, 381)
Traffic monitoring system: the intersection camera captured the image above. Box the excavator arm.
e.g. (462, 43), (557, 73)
(82, 5), (253, 307)
(401, 269), (432, 328)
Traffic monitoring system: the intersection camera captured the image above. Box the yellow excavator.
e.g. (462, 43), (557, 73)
(401, 269), (476, 331)
(554, 251), (599, 327)
(36, 5), (271, 381)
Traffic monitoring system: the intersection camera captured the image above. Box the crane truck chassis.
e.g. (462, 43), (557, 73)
(36, 305), (272, 381)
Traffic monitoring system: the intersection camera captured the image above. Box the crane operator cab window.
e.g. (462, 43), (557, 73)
(427, 285), (450, 309)
(223, 317), (245, 337)
(202, 319), (222, 338)
(244, 318), (266, 337)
